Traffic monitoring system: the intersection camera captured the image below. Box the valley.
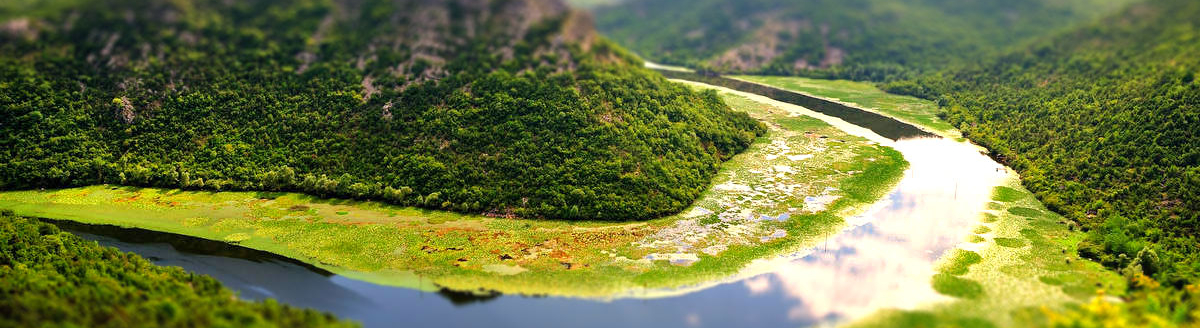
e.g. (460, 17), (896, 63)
(3, 0), (1196, 327)
(0, 69), (1114, 327)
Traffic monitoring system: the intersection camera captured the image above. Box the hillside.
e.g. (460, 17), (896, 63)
(0, 0), (765, 220)
(593, 0), (1131, 81)
(885, 0), (1199, 321)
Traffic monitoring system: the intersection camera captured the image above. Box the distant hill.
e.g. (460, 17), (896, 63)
(593, 0), (1131, 80)
(887, 0), (1198, 305)
(0, 0), (765, 220)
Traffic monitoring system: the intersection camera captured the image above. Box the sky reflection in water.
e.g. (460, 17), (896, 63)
(737, 137), (1007, 324)
(64, 137), (1009, 328)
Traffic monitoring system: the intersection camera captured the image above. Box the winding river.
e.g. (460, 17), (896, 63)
(46, 72), (1011, 328)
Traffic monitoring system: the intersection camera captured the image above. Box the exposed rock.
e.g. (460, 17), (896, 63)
(381, 101), (393, 120)
(361, 75), (379, 101)
(711, 17), (806, 71)
(114, 97), (136, 124)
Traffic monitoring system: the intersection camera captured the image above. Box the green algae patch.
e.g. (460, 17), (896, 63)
(981, 213), (998, 223)
(0, 90), (907, 299)
(939, 249), (983, 276)
(731, 75), (959, 138)
(933, 273), (985, 299)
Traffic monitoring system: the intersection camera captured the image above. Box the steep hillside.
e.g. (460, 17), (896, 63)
(594, 0), (1130, 80)
(0, 0), (765, 220)
(886, 0), (1199, 322)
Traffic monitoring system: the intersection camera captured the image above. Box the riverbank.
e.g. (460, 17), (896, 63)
(734, 75), (1127, 327)
(849, 177), (1126, 327)
(730, 75), (960, 140)
(0, 88), (907, 299)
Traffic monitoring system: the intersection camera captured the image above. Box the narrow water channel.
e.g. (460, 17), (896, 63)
(50, 76), (1009, 328)
(656, 70), (937, 141)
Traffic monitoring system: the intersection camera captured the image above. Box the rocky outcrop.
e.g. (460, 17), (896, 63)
(113, 97), (136, 124)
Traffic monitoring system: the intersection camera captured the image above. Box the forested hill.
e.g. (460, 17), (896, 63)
(592, 0), (1131, 81)
(885, 0), (1199, 320)
(0, 0), (765, 220)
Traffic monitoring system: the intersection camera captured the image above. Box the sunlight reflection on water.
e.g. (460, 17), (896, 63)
(740, 137), (1007, 324)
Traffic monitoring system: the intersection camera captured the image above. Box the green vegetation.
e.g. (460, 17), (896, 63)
(849, 311), (996, 328)
(992, 186), (1025, 203)
(938, 249), (983, 276)
(885, 0), (1200, 323)
(973, 225), (992, 235)
(0, 0), (765, 221)
(993, 237), (1026, 248)
(595, 0), (1131, 80)
(855, 180), (1127, 328)
(932, 273), (985, 299)
(1008, 207), (1044, 218)
(0, 89), (906, 298)
(0, 211), (356, 328)
(751, 70), (1128, 327)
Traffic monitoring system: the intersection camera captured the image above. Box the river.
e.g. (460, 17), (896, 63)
(48, 73), (1009, 328)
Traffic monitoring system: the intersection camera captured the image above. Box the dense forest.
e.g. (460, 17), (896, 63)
(0, 211), (356, 327)
(0, 0), (765, 220)
(592, 0), (1132, 81)
(885, 0), (1199, 322)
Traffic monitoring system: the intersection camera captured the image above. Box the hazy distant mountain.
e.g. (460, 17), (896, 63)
(594, 0), (1132, 80)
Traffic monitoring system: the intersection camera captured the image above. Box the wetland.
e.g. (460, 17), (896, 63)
(0, 71), (1121, 328)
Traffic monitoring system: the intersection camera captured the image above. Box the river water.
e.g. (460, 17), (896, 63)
(50, 76), (1009, 328)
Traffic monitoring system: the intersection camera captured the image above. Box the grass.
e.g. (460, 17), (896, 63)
(1008, 207), (1044, 218)
(0, 88), (908, 299)
(994, 237), (1027, 248)
(933, 273), (986, 299)
(730, 75), (960, 139)
(991, 186), (1025, 202)
(939, 249), (984, 276)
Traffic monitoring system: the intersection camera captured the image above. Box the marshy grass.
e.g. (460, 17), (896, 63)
(939, 249), (984, 276)
(933, 273), (985, 299)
